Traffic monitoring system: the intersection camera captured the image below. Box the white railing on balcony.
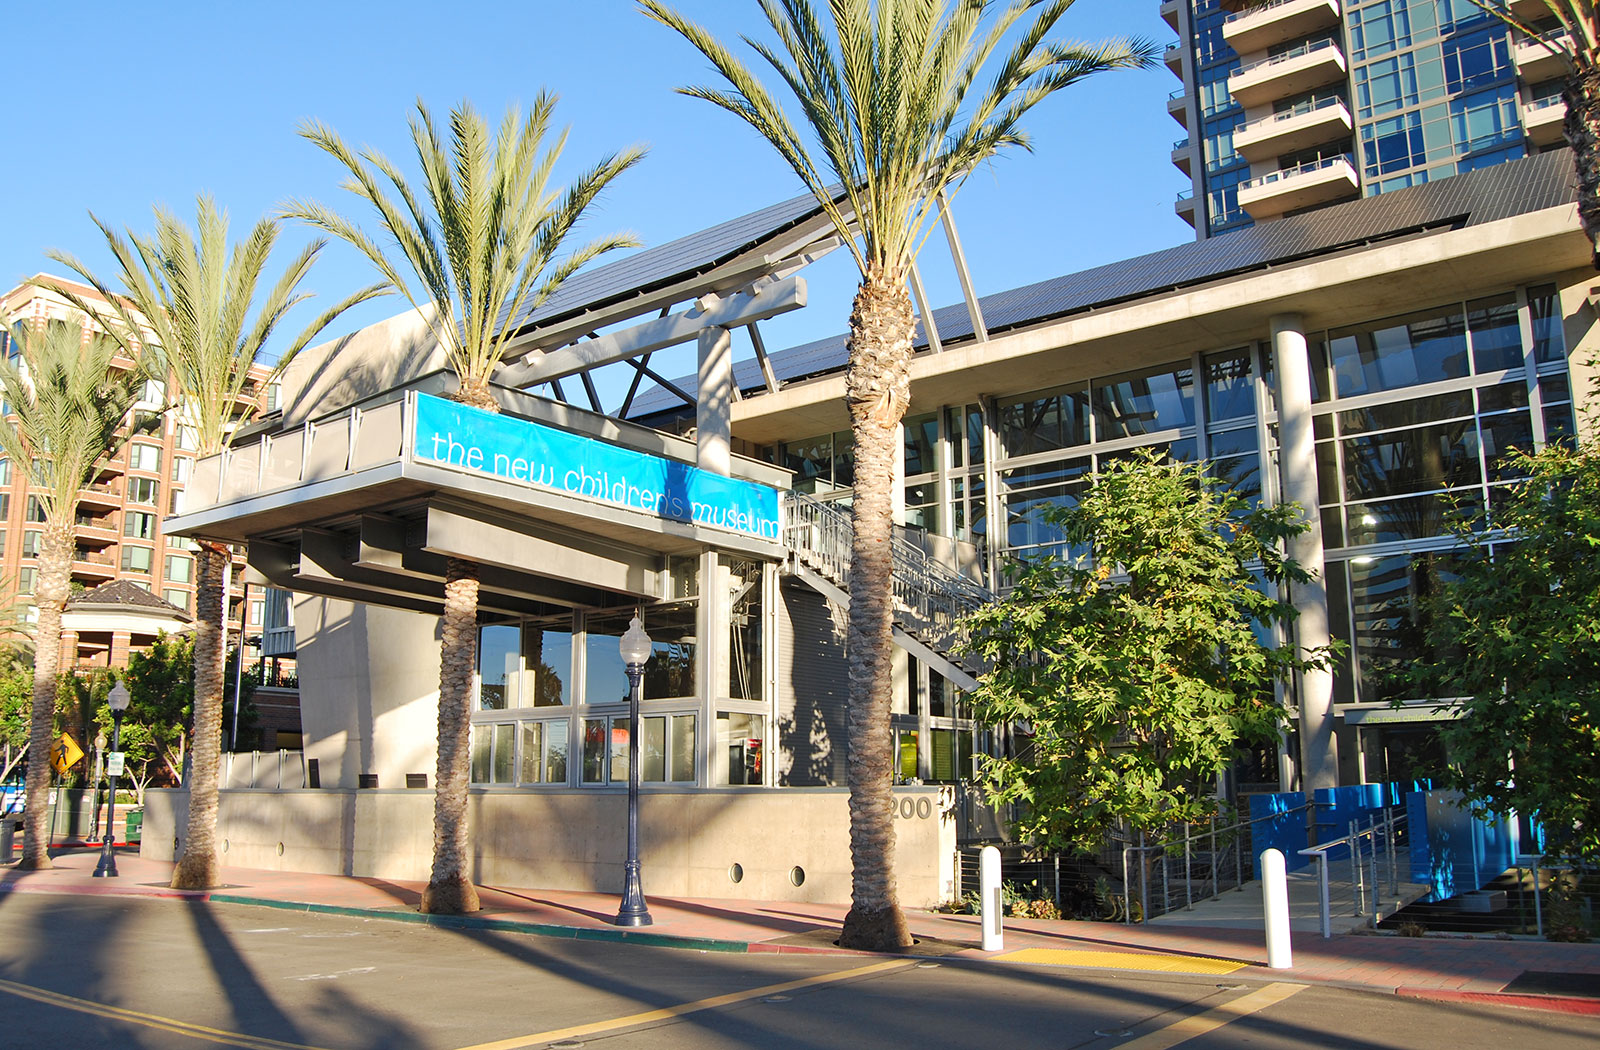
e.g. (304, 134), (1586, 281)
(1224, 0), (1338, 24)
(1240, 153), (1353, 191)
(1234, 36), (1340, 77)
(1526, 94), (1565, 113)
(1237, 93), (1348, 135)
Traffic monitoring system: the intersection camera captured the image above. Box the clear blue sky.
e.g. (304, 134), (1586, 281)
(2, 1), (1191, 402)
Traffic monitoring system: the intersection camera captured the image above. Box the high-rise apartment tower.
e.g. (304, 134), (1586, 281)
(1165, 0), (1567, 238)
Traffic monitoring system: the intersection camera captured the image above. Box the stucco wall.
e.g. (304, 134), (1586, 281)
(141, 785), (957, 907)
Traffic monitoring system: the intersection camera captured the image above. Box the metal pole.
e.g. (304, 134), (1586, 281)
(1349, 820), (1363, 916)
(614, 660), (651, 927)
(1184, 824), (1193, 910)
(1121, 846), (1132, 925)
(1235, 812), (1244, 892)
(1368, 814), (1381, 914)
(1317, 852), (1332, 939)
(230, 582), (247, 750)
(92, 710), (123, 878)
(1387, 808), (1399, 895)
(1139, 832), (1150, 924)
(1532, 856), (1543, 937)
(1209, 814), (1218, 900)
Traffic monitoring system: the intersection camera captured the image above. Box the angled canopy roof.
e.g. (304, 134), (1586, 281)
(625, 148), (1580, 421)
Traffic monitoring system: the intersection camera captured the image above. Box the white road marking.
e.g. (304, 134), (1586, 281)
(287, 968), (377, 982)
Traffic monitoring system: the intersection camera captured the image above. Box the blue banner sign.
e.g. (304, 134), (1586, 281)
(411, 393), (780, 540)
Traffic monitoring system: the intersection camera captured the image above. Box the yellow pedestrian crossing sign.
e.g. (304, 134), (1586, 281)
(49, 732), (84, 776)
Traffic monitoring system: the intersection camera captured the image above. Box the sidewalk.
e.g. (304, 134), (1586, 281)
(4, 847), (1597, 1017)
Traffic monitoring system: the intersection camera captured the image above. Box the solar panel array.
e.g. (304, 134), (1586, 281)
(627, 148), (1577, 421)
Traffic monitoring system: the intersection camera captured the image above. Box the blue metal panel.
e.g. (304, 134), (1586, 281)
(1250, 791), (1310, 877)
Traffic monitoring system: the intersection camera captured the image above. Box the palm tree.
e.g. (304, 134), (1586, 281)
(0, 311), (147, 869)
(1467, 3), (1600, 263)
(641, 0), (1155, 950)
(284, 97), (645, 913)
(49, 198), (388, 889)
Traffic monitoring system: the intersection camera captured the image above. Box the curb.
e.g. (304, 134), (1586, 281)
(1396, 987), (1600, 1016)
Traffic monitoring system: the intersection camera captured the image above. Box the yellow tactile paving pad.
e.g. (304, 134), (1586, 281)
(994, 947), (1246, 975)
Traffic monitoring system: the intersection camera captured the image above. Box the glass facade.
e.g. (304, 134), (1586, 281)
(1191, 0), (1254, 236)
(467, 551), (768, 789)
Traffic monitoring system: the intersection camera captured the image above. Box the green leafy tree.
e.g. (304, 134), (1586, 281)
(50, 198), (387, 890)
(642, 0), (1155, 951)
(0, 312), (147, 869)
(1422, 436), (1600, 860)
(121, 633), (198, 791)
(959, 450), (1328, 852)
(285, 99), (645, 914)
(1, 667), (30, 787)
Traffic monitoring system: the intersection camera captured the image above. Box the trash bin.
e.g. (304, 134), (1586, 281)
(124, 810), (143, 844)
(1, 818), (15, 864)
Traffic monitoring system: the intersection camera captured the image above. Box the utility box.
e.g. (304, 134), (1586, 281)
(125, 810), (143, 844)
(1458, 889), (1508, 913)
(1, 818), (15, 863)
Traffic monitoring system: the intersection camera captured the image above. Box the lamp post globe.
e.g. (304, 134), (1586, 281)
(94, 682), (131, 878)
(615, 616), (653, 927)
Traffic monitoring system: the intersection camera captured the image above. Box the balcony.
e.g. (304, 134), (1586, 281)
(1161, 0), (1181, 32)
(1232, 95), (1354, 161)
(71, 553), (118, 582)
(1237, 154), (1358, 219)
(1509, 0), (1551, 16)
(1172, 137), (1194, 175)
(1223, 0), (1341, 56)
(77, 480), (121, 509)
(1165, 43), (1184, 76)
(1175, 188), (1198, 228)
(1523, 94), (1567, 147)
(1514, 31), (1571, 85)
(1167, 88), (1190, 129)
(73, 519), (118, 548)
(1228, 38), (1347, 109)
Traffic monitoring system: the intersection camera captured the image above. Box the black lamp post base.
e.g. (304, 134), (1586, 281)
(92, 853), (118, 878)
(614, 861), (652, 927)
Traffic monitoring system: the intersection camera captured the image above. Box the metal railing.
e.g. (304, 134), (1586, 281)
(1236, 94), (1348, 136)
(221, 750), (305, 790)
(1121, 803), (1316, 924)
(1240, 153), (1354, 191)
(1233, 36), (1341, 78)
(1298, 806), (1407, 938)
(1225, 0), (1339, 25)
(781, 491), (993, 650)
(1525, 94), (1565, 113)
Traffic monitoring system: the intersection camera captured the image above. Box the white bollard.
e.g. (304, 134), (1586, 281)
(979, 845), (1004, 952)
(1261, 848), (1293, 969)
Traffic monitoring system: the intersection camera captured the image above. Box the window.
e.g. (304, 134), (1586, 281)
(165, 554), (192, 583)
(127, 477), (160, 506)
(21, 530), (41, 558)
(139, 378), (166, 406)
(120, 545), (154, 573)
(163, 588), (191, 613)
(173, 457), (192, 483)
(717, 712), (765, 786)
(0, 459), (9, 485)
(723, 556), (763, 701)
(124, 511), (157, 540)
(780, 430), (854, 495)
(17, 567), (36, 594)
(582, 714), (696, 784)
(585, 604), (697, 706)
(129, 443), (161, 473)
(25, 496), (47, 523)
(0, 493), (8, 520)
(477, 619), (573, 709)
(177, 425), (199, 452)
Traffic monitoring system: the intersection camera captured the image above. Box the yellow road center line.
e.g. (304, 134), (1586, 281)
(0, 976), (335, 1050)
(1118, 982), (1307, 1050)
(451, 959), (917, 1050)
(995, 947), (1246, 975)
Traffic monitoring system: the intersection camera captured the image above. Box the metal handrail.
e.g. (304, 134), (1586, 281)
(1237, 94), (1347, 135)
(781, 491), (994, 648)
(1525, 94), (1565, 112)
(1120, 802), (1318, 924)
(1241, 153), (1352, 190)
(1298, 807), (1406, 938)
(1234, 36), (1340, 77)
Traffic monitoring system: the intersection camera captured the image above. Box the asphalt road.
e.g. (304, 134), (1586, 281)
(0, 893), (1593, 1050)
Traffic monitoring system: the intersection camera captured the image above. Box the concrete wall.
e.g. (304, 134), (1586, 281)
(281, 306), (447, 427)
(141, 784), (957, 906)
(292, 595), (442, 791)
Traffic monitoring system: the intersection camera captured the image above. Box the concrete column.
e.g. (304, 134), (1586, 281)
(696, 326), (732, 477)
(109, 630), (132, 670)
(59, 630), (78, 671)
(1270, 314), (1338, 794)
(891, 423), (907, 526)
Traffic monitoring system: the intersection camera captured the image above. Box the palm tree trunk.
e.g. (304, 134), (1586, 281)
(18, 523), (73, 870)
(1565, 66), (1600, 266)
(171, 542), (228, 889)
(838, 266), (915, 952)
(421, 557), (482, 914)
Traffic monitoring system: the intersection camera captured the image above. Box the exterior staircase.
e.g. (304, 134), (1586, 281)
(780, 491), (994, 690)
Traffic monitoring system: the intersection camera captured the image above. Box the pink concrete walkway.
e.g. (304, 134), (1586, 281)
(5, 847), (1597, 1016)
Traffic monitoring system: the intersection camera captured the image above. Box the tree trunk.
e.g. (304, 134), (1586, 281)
(18, 522), (73, 870)
(837, 266), (915, 952)
(421, 557), (482, 914)
(171, 542), (228, 889)
(1564, 65), (1600, 267)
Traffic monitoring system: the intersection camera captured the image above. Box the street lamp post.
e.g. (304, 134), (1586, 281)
(93, 681), (131, 878)
(614, 616), (653, 927)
